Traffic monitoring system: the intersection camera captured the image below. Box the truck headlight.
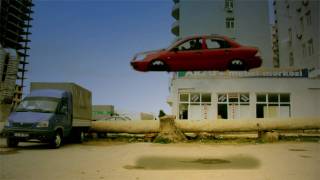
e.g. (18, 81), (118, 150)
(5, 121), (10, 127)
(36, 121), (49, 128)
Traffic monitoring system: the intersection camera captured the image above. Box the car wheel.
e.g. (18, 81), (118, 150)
(50, 131), (62, 149)
(229, 59), (246, 71)
(7, 137), (19, 148)
(149, 60), (168, 71)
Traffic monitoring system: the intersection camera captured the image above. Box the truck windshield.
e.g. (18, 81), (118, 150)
(15, 97), (59, 113)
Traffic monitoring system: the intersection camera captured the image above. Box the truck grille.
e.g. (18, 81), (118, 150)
(12, 122), (34, 128)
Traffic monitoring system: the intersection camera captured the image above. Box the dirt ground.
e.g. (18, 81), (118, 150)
(0, 138), (320, 180)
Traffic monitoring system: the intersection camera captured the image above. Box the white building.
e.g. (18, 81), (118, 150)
(168, 71), (320, 120)
(273, 0), (319, 71)
(168, 0), (320, 120)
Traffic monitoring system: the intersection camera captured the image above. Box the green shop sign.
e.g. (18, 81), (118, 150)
(93, 111), (113, 115)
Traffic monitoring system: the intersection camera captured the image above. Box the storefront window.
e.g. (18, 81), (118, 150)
(178, 92), (212, 120)
(179, 93), (189, 102)
(202, 93), (211, 103)
(190, 93), (200, 103)
(217, 93), (250, 119)
(256, 93), (291, 118)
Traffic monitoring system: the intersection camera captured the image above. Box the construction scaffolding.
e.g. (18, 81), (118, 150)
(0, 0), (34, 108)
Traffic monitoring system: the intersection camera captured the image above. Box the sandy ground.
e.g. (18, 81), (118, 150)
(0, 138), (320, 180)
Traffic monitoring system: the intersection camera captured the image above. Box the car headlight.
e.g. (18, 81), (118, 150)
(36, 121), (49, 128)
(134, 54), (147, 61)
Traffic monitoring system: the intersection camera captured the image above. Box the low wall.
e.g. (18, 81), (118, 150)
(91, 118), (320, 134)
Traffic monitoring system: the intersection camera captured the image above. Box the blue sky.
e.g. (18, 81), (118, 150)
(27, 0), (175, 114)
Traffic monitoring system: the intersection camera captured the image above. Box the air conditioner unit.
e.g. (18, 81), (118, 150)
(225, 7), (233, 13)
(296, 7), (301, 12)
(296, 33), (302, 40)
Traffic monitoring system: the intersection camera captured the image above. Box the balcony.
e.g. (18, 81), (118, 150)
(172, 3), (180, 20)
(171, 21), (180, 36)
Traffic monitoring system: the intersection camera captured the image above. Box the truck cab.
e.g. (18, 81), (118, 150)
(4, 89), (73, 148)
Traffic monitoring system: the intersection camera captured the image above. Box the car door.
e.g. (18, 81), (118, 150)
(166, 38), (204, 71)
(202, 38), (231, 70)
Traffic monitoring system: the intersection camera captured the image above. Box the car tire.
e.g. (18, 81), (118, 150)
(229, 59), (246, 71)
(50, 131), (62, 149)
(149, 60), (168, 71)
(7, 137), (19, 148)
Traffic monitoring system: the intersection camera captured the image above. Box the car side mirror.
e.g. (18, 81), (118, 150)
(172, 47), (179, 52)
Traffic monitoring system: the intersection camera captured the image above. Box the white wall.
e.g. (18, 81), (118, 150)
(179, 0), (273, 67)
(275, 0), (319, 69)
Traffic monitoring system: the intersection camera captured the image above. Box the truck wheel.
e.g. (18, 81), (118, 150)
(7, 137), (19, 148)
(78, 130), (85, 143)
(50, 131), (62, 149)
(76, 130), (85, 143)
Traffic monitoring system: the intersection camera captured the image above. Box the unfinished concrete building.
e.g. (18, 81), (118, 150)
(0, 0), (34, 108)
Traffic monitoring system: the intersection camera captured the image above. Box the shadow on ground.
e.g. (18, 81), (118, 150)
(124, 155), (260, 170)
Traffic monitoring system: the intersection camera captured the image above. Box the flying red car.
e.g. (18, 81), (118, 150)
(131, 35), (262, 72)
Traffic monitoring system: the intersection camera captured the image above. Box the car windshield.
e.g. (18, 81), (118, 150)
(166, 38), (185, 50)
(15, 97), (59, 113)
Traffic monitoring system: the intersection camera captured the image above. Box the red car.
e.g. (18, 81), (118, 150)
(131, 35), (262, 72)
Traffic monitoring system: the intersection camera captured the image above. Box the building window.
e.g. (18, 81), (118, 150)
(286, 3), (290, 17)
(289, 52), (294, 66)
(307, 39), (314, 56)
(226, 17), (235, 29)
(178, 92), (212, 120)
(225, 0), (234, 9)
(217, 93), (250, 119)
(300, 16), (304, 32)
(256, 93), (291, 118)
(306, 11), (311, 25)
(302, 43), (307, 57)
(288, 28), (292, 46)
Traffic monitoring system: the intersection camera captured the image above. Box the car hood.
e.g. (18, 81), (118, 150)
(8, 111), (54, 123)
(132, 49), (166, 61)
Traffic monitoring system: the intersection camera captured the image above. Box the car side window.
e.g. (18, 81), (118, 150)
(175, 38), (203, 51)
(206, 39), (231, 49)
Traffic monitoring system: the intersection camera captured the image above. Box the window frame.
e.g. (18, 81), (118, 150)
(178, 92), (212, 120)
(217, 93), (250, 119)
(256, 93), (291, 118)
(226, 17), (235, 29)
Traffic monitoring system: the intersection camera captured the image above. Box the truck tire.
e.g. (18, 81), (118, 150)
(75, 130), (85, 143)
(50, 131), (62, 149)
(7, 137), (19, 148)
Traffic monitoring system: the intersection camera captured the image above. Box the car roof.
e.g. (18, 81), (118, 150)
(179, 34), (232, 41)
(169, 34), (241, 49)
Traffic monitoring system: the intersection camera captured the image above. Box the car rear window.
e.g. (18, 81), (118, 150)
(206, 39), (231, 49)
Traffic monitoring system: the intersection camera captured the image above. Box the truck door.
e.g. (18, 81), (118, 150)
(56, 98), (72, 135)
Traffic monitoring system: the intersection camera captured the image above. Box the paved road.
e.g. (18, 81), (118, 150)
(0, 138), (319, 180)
